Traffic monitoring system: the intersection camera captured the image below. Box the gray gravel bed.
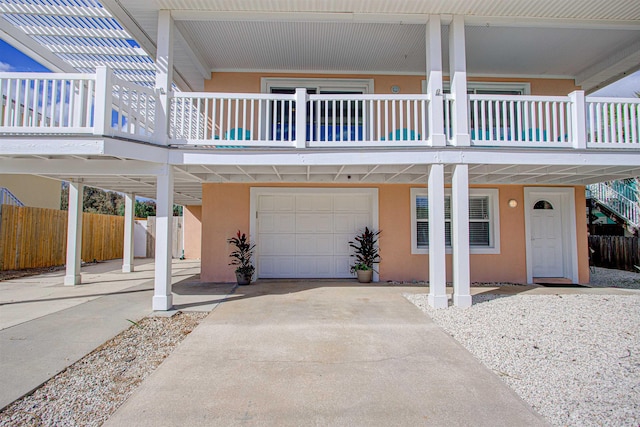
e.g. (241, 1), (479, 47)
(406, 292), (640, 427)
(0, 312), (207, 427)
(589, 267), (640, 289)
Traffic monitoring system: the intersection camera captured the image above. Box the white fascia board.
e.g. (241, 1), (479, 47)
(174, 21), (211, 80)
(171, 148), (640, 167)
(0, 159), (166, 175)
(102, 139), (169, 164)
(0, 137), (169, 164)
(0, 138), (106, 155)
(0, 17), (76, 73)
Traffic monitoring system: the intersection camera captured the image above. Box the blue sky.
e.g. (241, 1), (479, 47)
(1, 38), (638, 96)
(0, 40), (49, 72)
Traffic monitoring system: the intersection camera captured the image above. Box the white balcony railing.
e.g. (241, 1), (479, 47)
(306, 94), (430, 147)
(0, 68), (157, 141)
(0, 72), (95, 133)
(169, 92), (297, 146)
(0, 68), (639, 151)
(586, 97), (640, 147)
(466, 94), (573, 148)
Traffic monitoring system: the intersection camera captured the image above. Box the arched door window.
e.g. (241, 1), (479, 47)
(533, 200), (554, 210)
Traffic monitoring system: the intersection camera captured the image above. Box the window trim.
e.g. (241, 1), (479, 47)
(411, 188), (501, 255)
(421, 80), (531, 95)
(261, 77), (374, 94)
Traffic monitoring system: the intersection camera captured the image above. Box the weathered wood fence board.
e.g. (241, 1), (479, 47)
(589, 235), (640, 272)
(0, 204), (124, 270)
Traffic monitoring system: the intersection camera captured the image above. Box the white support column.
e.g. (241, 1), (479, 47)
(93, 66), (113, 136)
(153, 169), (174, 311)
(64, 181), (83, 286)
(426, 15), (446, 147)
(428, 164), (448, 308)
(154, 10), (174, 145)
(122, 193), (135, 273)
(452, 165), (471, 307)
(569, 90), (587, 149)
(449, 15), (470, 146)
(295, 88), (307, 149)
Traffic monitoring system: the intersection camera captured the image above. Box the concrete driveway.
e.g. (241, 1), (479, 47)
(0, 258), (211, 410)
(105, 281), (548, 426)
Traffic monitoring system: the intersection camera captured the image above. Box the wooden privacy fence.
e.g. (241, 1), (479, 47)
(589, 235), (640, 272)
(0, 204), (124, 270)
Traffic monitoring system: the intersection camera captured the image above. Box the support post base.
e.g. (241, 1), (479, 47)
(453, 294), (472, 308)
(153, 295), (173, 311)
(64, 274), (81, 286)
(428, 293), (449, 309)
(122, 264), (134, 273)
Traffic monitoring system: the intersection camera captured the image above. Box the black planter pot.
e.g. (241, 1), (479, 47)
(235, 271), (252, 285)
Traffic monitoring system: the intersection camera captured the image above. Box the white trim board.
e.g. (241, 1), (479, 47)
(261, 77), (374, 93)
(523, 187), (579, 284)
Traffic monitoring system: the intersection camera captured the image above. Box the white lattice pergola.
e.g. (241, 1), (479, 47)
(0, 0), (194, 90)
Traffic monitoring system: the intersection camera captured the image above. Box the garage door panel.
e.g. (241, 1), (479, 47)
(296, 256), (334, 277)
(296, 214), (332, 233)
(259, 257), (295, 278)
(335, 257), (352, 277)
(353, 214), (371, 231)
(296, 257), (317, 276)
(334, 195), (370, 212)
(316, 257), (333, 276)
(259, 195), (295, 212)
(296, 234), (333, 255)
(334, 234), (352, 256)
(260, 213), (295, 233)
(259, 234), (296, 255)
(334, 214), (354, 233)
(296, 195), (333, 211)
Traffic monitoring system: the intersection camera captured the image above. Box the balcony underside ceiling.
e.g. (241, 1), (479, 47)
(1, 1), (639, 93)
(116, 0), (640, 92)
(2, 153), (639, 206)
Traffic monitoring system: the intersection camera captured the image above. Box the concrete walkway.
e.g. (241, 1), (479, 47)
(0, 258), (207, 410)
(105, 282), (549, 426)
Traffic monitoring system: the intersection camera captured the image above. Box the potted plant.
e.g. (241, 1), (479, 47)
(349, 227), (381, 283)
(228, 230), (256, 285)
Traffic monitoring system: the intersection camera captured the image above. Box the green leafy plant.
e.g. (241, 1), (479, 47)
(228, 230), (256, 278)
(349, 227), (381, 274)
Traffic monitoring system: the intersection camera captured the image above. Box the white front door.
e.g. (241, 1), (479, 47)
(530, 195), (564, 277)
(254, 189), (375, 278)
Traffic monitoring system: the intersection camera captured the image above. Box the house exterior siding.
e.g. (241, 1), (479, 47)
(183, 206), (202, 259)
(205, 72), (580, 95)
(195, 183), (589, 284)
(0, 175), (61, 210)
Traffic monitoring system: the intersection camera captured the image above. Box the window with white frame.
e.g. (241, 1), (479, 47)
(411, 188), (500, 254)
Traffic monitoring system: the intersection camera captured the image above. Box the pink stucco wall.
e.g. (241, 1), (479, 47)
(195, 183), (589, 284)
(183, 206), (202, 259)
(204, 72), (579, 96)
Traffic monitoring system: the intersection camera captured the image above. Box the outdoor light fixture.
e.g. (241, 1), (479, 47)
(508, 199), (518, 208)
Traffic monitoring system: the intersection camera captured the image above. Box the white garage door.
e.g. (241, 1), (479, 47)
(256, 191), (374, 278)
